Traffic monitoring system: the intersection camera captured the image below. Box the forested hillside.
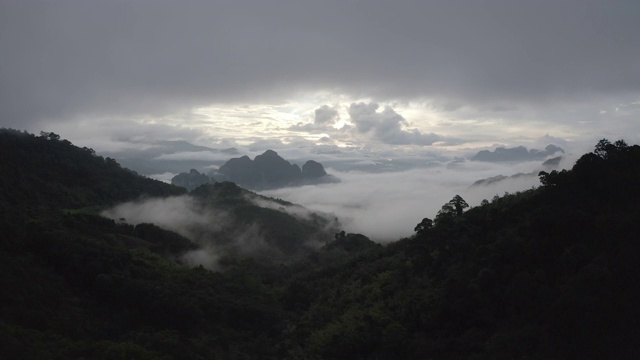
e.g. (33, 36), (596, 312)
(1, 130), (639, 359)
(0, 129), (186, 212)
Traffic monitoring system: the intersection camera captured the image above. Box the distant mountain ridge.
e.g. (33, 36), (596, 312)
(471, 155), (564, 187)
(3, 128), (640, 359)
(0, 128), (340, 261)
(471, 144), (564, 162)
(171, 150), (339, 191)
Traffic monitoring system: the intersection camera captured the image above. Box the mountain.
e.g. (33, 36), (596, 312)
(209, 149), (339, 190)
(302, 159), (327, 177)
(2, 131), (640, 359)
(541, 155), (562, 167)
(0, 129), (186, 213)
(186, 181), (340, 256)
(170, 168), (212, 191)
(274, 139), (640, 359)
(0, 129), (341, 358)
(470, 155), (564, 187)
(0, 128), (338, 260)
(471, 144), (564, 162)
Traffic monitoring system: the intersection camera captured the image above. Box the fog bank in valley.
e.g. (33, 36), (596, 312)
(261, 158), (564, 242)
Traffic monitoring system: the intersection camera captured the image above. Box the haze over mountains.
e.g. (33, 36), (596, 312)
(0, 129), (339, 267)
(2, 1), (639, 357)
(172, 150), (339, 191)
(100, 138), (570, 240)
(102, 140), (239, 179)
(2, 129), (640, 359)
(471, 144), (564, 162)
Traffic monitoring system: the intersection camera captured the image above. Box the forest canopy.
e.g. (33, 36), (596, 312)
(1, 130), (639, 359)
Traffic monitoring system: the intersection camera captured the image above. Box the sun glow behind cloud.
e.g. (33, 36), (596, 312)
(193, 95), (438, 139)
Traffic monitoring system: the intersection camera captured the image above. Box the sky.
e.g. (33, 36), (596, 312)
(2, 0), (640, 240)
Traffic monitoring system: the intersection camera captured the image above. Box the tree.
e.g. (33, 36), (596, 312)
(449, 195), (469, 216)
(538, 171), (551, 186)
(594, 139), (615, 159)
(434, 195), (469, 225)
(414, 218), (433, 236)
(538, 169), (569, 187)
(40, 131), (60, 141)
(614, 139), (628, 151)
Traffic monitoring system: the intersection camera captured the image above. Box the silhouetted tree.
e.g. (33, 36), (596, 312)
(414, 218), (433, 236)
(449, 195), (469, 216)
(614, 139), (628, 151)
(594, 139), (615, 159)
(40, 131), (60, 141)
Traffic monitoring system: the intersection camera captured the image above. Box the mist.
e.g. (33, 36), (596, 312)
(102, 195), (253, 270)
(261, 159), (554, 241)
(102, 195), (223, 239)
(101, 191), (338, 269)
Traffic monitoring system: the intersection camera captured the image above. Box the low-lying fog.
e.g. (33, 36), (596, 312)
(261, 159), (559, 242)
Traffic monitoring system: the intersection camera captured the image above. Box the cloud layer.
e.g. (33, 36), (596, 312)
(262, 158), (554, 241)
(4, 1), (639, 246)
(348, 102), (441, 145)
(2, 1), (639, 131)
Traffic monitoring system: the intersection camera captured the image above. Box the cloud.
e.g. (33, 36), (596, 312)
(3, 0), (639, 235)
(2, 0), (639, 132)
(147, 172), (177, 184)
(154, 151), (234, 162)
(314, 105), (339, 124)
(348, 102), (442, 145)
(45, 117), (212, 154)
(261, 158), (546, 242)
(101, 195), (275, 270)
(100, 189), (340, 269)
(101, 195), (222, 240)
(288, 122), (328, 133)
(288, 105), (341, 133)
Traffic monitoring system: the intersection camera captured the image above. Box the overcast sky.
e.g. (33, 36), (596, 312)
(2, 0), (639, 150)
(2, 0), (640, 239)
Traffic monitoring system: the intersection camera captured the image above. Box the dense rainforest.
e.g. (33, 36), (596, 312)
(1, 129), (639, 359)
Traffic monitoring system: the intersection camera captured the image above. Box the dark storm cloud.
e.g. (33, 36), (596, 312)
(348, 102), (441, 145)
(1, 0), (639, 128)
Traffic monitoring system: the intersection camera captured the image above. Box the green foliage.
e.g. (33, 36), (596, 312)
(434, 194), (469, 226)
(0, 129), (186, 213)
(3, 133), (640, 359)
(190, 182), (339, 257)
(414, 217), (433, 236)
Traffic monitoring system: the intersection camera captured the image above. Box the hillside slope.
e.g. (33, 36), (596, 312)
(0, 130), (339, 359)
(274, 139), (640, 359)
(0, 129), (186, 212)
(1, 133), (639, 359)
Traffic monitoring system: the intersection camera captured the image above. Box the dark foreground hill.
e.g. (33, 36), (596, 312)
(1, 131), (640, 359)
(0, 130), (186, 211)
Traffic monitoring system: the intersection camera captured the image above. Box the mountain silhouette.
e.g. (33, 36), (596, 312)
(209, 150), (339, 190)
(471, 144), (564, 162)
